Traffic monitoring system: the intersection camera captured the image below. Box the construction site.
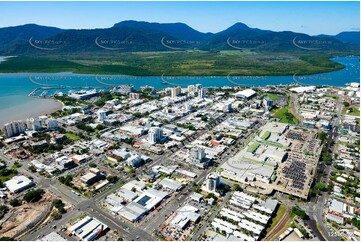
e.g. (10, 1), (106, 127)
(0, 191), (55, 239)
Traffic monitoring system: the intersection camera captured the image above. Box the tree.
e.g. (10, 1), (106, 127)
(107, 176), (119, 183)
(333, 164), (345, 170)
(0, 204), (9, 219)
(96, 124), (106, 130)
(23, 189), (44, 203)
(351, 218), (360, 228)
(133, 112), (142, 118)
(10, 199), (21, 207)
(319, 132), (328, 141)
(232, 184), (242, 192)
(52, 199), (65, 209)
(292, 206), (309, 220)
(28, 165), (37, 172)
(343, 102), (350, 107)
(0, 237), (13, 241)
(316, 183), (326, 191)
(59, 175), (73, 186)
(327, 181), (334, 192)
(51, 211), (62, 220)
(89, 163), (97, 168)
(323, 153), (332, 164)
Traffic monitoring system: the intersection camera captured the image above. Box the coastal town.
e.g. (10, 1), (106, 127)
(0, 81), (359, 241)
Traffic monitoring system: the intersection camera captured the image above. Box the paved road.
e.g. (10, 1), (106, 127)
(191, 193), (231, 240)
(312, 101), (343, 241)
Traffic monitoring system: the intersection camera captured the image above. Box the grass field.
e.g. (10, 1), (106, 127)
(266, 94), (280, 101)
(272, 107), (299, 124)
(0, 50), (347, 76)
(65, 132), (81, 141)
(11, 163), (23, 169)
(343, 106), (360, 116)
(247, 142), (260, 153)
(261, 131), (271, 140)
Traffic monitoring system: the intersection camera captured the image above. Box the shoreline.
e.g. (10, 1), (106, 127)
(0, 97), (64, 127)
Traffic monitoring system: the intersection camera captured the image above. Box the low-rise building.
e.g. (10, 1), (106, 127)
(4, 175), (34, 193)
(80, 168), (105, 187)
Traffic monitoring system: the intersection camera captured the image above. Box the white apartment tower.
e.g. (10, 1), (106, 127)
(171, 86), (181, 98)
(2, 120), (26, 138)
(148, 127), (163, 144)
(97, 110), (107, 122)
(206, 172), (220, 192)
(199, 88), (206, 98)
(26, 118), (42, 131)
(46, 119), (58, 130)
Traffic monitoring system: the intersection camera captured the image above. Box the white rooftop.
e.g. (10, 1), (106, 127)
(4, 175), (34, 193)
(234, 89), (256, 98)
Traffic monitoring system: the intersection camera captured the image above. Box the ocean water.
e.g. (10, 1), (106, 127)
(0, 56), (359, 125)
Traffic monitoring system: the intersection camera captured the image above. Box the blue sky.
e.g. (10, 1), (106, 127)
(0, 1), (359, 35)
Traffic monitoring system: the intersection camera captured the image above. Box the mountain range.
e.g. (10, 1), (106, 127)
(0, 20), (359, 54)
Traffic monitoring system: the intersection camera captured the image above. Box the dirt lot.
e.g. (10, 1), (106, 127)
(0, 191), (54, 238)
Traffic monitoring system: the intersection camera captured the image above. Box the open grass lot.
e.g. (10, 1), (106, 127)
(0, 50), (347, 76)
(266, 93), (280, 101)
(65, 132), (81, 141)
(272, 107), (299, 124)
(343, 106), (360, 116)
(11, 163), (23, 169)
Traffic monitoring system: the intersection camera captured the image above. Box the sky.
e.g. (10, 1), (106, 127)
(0, 1), (359, 35)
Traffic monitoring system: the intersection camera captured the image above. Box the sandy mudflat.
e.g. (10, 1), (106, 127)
(0, 97), (63, 126)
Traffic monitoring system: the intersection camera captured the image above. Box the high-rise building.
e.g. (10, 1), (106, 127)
(187, 85), (195, 93)
(148, 127), (163, 144)
(206, 172), (220, 192)
(2, 123), (13, 138)
(195, 84), (202, 92)
(97, 110), (107, 122)
(26, 118), (42, 131)
(199, 88), (206, 98)
(171, 86), (181, 98)
(263, 97), (273, 110)
(46, 119), (58, 130)
(2, 120), (26, 138)
(191, 146), (206, 161)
